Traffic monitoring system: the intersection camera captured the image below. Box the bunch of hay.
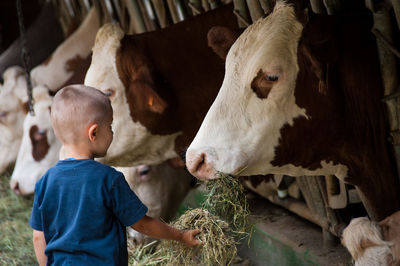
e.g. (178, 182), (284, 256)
(159, 208), (237, 266)
(202, 172), (250, 238)
(128, 209), (237, 266)
(128, 172), (250, 266)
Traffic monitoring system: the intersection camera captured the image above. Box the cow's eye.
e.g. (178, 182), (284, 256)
(104, 89), (115, 97)
(0, 111), (8, 118)
(264, 74), (280, 82)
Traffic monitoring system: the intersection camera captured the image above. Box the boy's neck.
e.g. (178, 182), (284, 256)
(61, 144), (94, 160)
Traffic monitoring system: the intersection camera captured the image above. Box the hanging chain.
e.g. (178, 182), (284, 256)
(16, 0), (34, 115)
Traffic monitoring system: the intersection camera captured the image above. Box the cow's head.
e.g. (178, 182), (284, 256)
(119, 162), (193, 244)
(0, 66), (29, 174)
(85, 23), (180, 167)
(10, 86), (61, 195)
(186, 2), (349, 180)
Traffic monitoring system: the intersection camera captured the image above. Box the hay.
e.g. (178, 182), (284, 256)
(202, 172), (250, 238)
(128, 172), (251, 266)
(160, 208), (237, 266)
(128, 208), (238, 266)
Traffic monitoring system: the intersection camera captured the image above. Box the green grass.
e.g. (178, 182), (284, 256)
(0, 171), (37, 265)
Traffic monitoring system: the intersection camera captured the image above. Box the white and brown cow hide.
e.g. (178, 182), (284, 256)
(186, 1), (400, 220)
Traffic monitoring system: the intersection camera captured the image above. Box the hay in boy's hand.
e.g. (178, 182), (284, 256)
(160, 208), (238, 266)
(202, 172), (250, 238)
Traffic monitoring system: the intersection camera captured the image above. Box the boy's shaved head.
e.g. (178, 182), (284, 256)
(51, 84), (112, 144)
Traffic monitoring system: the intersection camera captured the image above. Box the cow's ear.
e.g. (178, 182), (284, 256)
(129, 80), (167, 114)
(300, 42), (333, 95)
(207, 26), (240, 59)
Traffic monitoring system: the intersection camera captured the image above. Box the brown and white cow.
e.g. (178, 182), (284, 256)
(0, 7), (96, 175)
(10, 85), (60, 195)
(342, 211), (400, 265)
(30, 7), (100, 91)
(84, 4), (239, 167)
(186, 1), (400, 220)
(121, 163), (193, 244)
(0, 2), (64, 78)
(0, 66), (28, 174)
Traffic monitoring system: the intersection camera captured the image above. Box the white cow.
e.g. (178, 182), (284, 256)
(184, 1), (399, 220)
(0, 8), (100, 175)
(30, 6), (100, 91)
(0, 66), (28, 174)
(10, 86), (60, 195)
(120, 163), (193, 244)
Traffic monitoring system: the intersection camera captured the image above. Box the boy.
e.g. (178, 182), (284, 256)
(29, 85), (201, 265)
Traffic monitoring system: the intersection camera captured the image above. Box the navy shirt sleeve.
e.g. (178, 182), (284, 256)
(110, 174), (148, 227)
(29, 182), (43, 231)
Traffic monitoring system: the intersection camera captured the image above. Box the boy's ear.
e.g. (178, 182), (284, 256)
(88, 124), (98, 142)
(207, 26), (240, 59)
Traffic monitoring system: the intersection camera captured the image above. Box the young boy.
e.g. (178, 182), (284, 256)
(29, 85), (201, 265)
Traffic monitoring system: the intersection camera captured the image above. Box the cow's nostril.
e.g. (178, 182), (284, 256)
(11, 181), (20, 195)
(195, 153), (206, 173)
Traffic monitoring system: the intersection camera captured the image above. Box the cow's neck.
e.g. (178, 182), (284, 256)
(273, 13), (400, 219)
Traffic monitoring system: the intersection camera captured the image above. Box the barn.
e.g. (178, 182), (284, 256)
(1, 0), (400, 265)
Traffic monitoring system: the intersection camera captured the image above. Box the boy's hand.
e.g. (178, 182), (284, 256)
(181, 229), (202, 247)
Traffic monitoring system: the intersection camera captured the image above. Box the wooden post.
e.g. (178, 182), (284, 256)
(323, 0), (342, 15)
(201, 0), (211, 12)
(367, 2), (400, 199)
(297, 176), (338, 246)
(125, 0), (146, 33)
(309, 0), (326, 14)
(151, 0), (170, 28)
(137, 0), (158, 31)
(258, 0), (273, 15)
(188, 0), (203, 15)
(393, 0), (400, 31)
(233, 0), (250, 28)
(167, 0), (180, 23)
(246, 0), (264, 22)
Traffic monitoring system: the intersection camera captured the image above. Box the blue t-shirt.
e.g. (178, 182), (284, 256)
(29, 159), (148, 266)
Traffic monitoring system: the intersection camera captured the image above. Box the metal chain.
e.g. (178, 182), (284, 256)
(16, 0), (35, 115)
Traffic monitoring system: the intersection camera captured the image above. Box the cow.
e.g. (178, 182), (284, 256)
(10, 85), (60, 195)
(121, 163), (193, 244)
(0, 6), (96, 175)
(342, 211), (400, 265)
(0, 66), (28, 174)
(185, 1), (400, 220)
(30, 7), (100, 91)
(0, 2), (64, 78)
(84, 3), (239, 167)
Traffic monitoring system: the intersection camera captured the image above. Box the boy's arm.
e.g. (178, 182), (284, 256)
(33, 230), (47, 266)
(131, 215), (201, 247)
